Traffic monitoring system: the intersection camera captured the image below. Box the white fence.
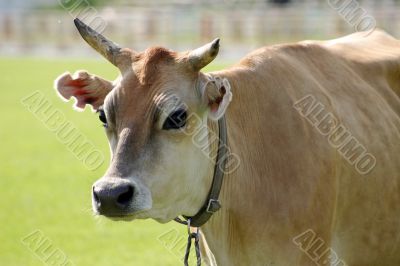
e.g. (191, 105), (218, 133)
(1, 1), (400, 60)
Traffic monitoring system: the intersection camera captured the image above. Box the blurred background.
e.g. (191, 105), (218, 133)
(2, 0), (400, 60)
(1, 0), (399, 266)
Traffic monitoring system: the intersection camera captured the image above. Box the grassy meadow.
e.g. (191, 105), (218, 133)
(0, 57), (227, 266)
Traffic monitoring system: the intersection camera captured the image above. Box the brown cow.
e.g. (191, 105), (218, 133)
(55, 19), (400, 266)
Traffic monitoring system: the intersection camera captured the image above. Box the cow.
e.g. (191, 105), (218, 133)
(55, 19), (400, 266)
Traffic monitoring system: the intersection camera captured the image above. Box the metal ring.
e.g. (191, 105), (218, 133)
(187, 218), (192, 235)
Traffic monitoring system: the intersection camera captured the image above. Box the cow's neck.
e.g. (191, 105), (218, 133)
(200, 70), (254, 265)
(196, 121), (239, 266)
(201, 120), (237, 266)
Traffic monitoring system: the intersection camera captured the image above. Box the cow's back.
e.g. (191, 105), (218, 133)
(207, 30), (400, 265)
(316, 30), (400, 266)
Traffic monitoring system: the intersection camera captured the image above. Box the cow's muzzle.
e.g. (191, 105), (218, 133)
(92, 178), (135, 216)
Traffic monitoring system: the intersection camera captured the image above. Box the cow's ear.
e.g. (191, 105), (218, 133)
(200, 76), (232, 120)
(54, 71), (113, 111)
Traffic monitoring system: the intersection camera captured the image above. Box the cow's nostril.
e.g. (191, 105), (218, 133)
(116, 185), (134, 207)
(92, 182), (135, 213)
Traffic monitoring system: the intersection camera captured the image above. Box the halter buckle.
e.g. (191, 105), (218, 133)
(206, 199), (221, 213)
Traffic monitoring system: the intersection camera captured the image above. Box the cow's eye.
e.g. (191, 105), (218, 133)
(98, 109), (107, 127)
(162, 109), (187, 130)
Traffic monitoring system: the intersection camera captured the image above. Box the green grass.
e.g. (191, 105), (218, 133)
(0, 57), (228, 266)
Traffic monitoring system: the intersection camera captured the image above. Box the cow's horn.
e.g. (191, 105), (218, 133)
(188, 38), (220, 70)
(74, 18), (121, 66)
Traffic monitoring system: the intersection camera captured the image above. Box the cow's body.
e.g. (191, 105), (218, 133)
(56, 22), (400, 266)
(201, 30), (400, 265)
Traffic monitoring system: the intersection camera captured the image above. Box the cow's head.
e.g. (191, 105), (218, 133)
(54, 19), (232, 223)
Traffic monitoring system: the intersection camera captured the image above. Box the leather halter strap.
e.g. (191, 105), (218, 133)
(174, 115), (228, 227)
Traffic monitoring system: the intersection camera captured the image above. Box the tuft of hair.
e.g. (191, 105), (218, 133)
(135, 47), (176, 84)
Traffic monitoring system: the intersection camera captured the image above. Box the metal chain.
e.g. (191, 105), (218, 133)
(183, 219), (201, 266)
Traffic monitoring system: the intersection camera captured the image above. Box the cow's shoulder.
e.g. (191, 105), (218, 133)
(319, 29), (400, 100)
(239, 29), (400, 69)
(319, 29), (400, 65)
(236, 30), (400, 100)
(236, 37), (340, 73)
